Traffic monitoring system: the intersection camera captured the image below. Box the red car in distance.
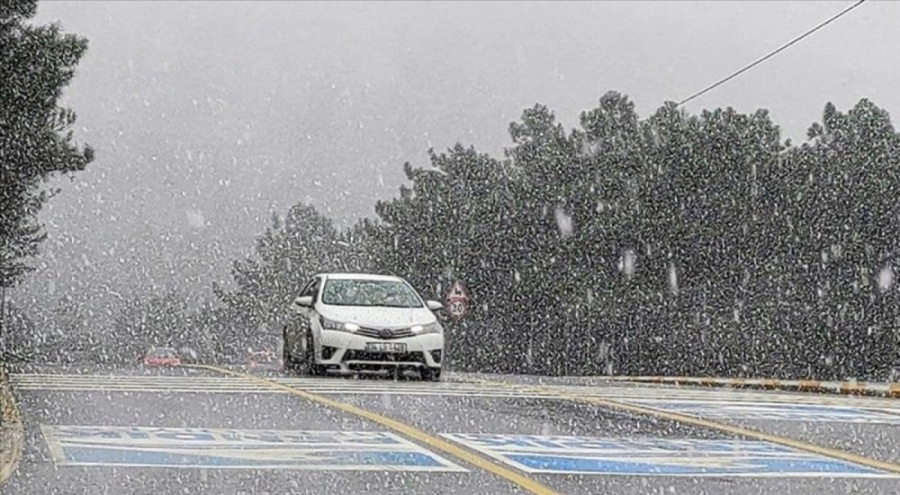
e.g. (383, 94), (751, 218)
(246, 349), (282, 371)
(143, 347), (181, 367)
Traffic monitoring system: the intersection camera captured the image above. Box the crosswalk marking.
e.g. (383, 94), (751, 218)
(8, 372), (900, 410)
(8, 373), (550, 398)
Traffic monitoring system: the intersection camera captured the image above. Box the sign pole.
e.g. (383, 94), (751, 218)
(0, 285), (6, 345)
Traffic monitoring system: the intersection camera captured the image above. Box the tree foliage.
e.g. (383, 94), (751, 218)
(219, 92), (900, 381)
(213, 204), (375, 342)
(361, 92), (900, 380)
(0, 0), (94, 288)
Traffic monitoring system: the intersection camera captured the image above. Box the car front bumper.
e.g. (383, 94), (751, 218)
(317, 330), (444, 372)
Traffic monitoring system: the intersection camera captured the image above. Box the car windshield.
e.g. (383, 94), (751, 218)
(321, 279), (423, 308)
(148, 348), (176, 358)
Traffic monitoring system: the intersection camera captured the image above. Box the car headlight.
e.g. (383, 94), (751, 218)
(321, 317), (360, 333)
(410, 322), (442, 335)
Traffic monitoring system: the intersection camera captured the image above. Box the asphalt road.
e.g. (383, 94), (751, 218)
(3, 363), (900, 495)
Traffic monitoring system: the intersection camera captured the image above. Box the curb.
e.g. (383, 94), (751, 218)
(606, 376), (900, 398)
(0, 363), (24, 486)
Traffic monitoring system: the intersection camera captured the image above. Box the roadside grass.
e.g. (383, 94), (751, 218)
(0, 361), (24, 485)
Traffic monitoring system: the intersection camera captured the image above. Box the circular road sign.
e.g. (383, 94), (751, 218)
(447, 299), (468, 319)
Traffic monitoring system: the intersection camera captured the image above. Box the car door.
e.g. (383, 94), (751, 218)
(303, 276), (325, 355)
(286, 277), (318, 358)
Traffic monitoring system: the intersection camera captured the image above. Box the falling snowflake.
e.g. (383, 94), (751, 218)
(185, 209), (206, 229)
(877, 265), (894, 292)
(619, 249), (637, 279)
(668, 262), (679, 295)
(554, 207), (574, 239)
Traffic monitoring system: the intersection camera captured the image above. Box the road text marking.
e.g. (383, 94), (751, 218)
(41, 425), (466, 471)
(458, 377), (900, 475)
(191, 364), (561, 495)
(441, 434), (898, 477)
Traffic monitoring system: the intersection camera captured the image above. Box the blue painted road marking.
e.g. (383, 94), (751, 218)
(440, 434), (899, 477)
(61, 446), (447, 468)
(623, 400), (900, 424)
(42, 426), (467, 472)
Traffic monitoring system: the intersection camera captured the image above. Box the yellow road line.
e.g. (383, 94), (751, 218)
(605, 375), (900, 398)
(189, 365), (559, 495)
(460, 377), (900, 475)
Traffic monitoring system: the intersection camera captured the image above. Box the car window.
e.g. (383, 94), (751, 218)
(321, 279), (424, 308)
(149, 348), (176, 358)
(299, 278), (317, 297)
(300, 279), (316, 297)
(304, 276), (322, 301)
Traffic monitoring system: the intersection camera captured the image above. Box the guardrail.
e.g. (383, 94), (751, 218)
(0, 362), (24, 485)
(606, 375), (900, 398)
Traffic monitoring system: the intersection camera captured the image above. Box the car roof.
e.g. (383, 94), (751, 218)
(317, 272), (405, 282)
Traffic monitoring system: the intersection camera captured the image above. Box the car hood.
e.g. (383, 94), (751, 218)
(319, 306), (437, 328)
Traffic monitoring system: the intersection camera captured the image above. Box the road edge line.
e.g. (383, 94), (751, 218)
(188, 365), (560, 495)
(602, 376), (900, 398)
(0, 363), (25, 486)
(461, 376), (900, 475)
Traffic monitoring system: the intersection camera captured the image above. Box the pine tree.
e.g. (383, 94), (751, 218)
(0, 0), (94, 289)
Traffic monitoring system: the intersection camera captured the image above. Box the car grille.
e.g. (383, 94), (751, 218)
(355, 326), (415, 340)
(343, 350), (426, 364)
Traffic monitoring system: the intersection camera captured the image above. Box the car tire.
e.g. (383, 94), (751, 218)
(421, 368), (442, 382)
(282, 326), (299, 373)
(304, 331), (326, 377)
(281, 340), (297, 373)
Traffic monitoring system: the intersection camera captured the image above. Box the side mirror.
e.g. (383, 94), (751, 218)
(292, 295), (314, 310)
(426, 300), (443, 311)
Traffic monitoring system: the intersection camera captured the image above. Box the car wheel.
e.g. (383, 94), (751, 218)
(304, 331), (326, 377)
(282, 327), (297, 373)
(421, 368), (442, 382)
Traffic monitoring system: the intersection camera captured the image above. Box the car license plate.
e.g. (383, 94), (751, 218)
(365, 342), (407, 353)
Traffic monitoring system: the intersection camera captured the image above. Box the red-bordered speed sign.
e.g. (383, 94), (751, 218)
(445, 281), (469, 319)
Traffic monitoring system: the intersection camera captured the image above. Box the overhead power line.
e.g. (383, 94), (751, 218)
(677, 0), (867, 107)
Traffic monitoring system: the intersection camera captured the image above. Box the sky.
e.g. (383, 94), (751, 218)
(12, 0), (898, 326)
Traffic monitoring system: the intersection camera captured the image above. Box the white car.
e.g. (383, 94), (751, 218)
(282, 273), (445, 380)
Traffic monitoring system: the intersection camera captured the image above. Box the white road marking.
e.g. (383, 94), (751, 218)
(439, 434), (900, 478)
(620, 399), (900, 424)
(10, 373), (900, 416)
(41, 425), (468, 472)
